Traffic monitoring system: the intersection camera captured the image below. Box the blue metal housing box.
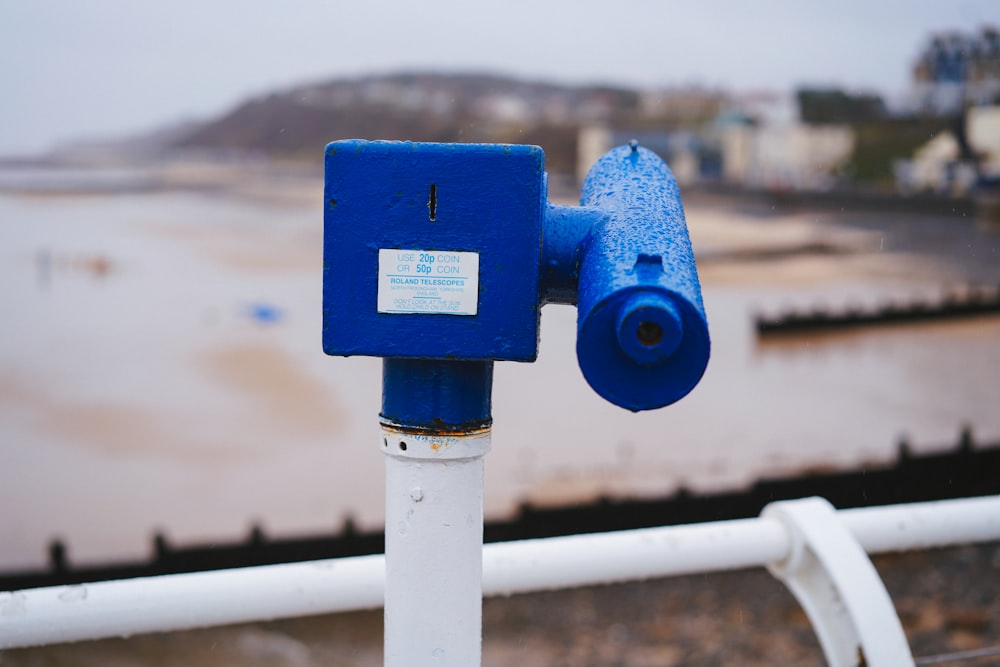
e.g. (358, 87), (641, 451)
(323, 140), (546, 361)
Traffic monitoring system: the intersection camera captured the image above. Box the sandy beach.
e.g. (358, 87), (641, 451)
(1, 163), (1000, 573)
(1, 160), (999, 662)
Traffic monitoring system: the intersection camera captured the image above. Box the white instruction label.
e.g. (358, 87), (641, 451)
(377, 249), (479, 315)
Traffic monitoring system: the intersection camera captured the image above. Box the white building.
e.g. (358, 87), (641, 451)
(578, 90), (855, 191)
(895, 105), (1000, 195)
(969, 105), (1000, 179)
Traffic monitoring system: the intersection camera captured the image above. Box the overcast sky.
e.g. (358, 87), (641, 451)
(1, 0), (998, 156)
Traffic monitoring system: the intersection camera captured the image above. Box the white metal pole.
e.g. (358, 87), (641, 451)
(839, 495), (1000, 553)
(482, 516), (790, 595)
(2, 495), (998, 649)
(0, 554), (385, 649)
(381, 425), (491, 667)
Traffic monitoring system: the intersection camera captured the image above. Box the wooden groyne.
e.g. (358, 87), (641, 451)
(756, 286), (1000, 335)
(2, 427), (997, 591)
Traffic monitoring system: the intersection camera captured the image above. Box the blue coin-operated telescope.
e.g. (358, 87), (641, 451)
(322, 139), (709, 666)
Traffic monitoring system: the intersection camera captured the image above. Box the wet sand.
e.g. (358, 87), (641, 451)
(1, 171), (1000, 571)
(1, 164), (999, 661)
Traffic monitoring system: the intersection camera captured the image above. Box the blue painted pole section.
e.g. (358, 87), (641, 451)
(381, 359), (493, 430)
(571, 143), (710, 411)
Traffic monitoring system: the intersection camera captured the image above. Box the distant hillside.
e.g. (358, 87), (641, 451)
(173, 72), (643, 174)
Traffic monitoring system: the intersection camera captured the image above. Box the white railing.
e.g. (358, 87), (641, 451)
(2, 495), (999, 666)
